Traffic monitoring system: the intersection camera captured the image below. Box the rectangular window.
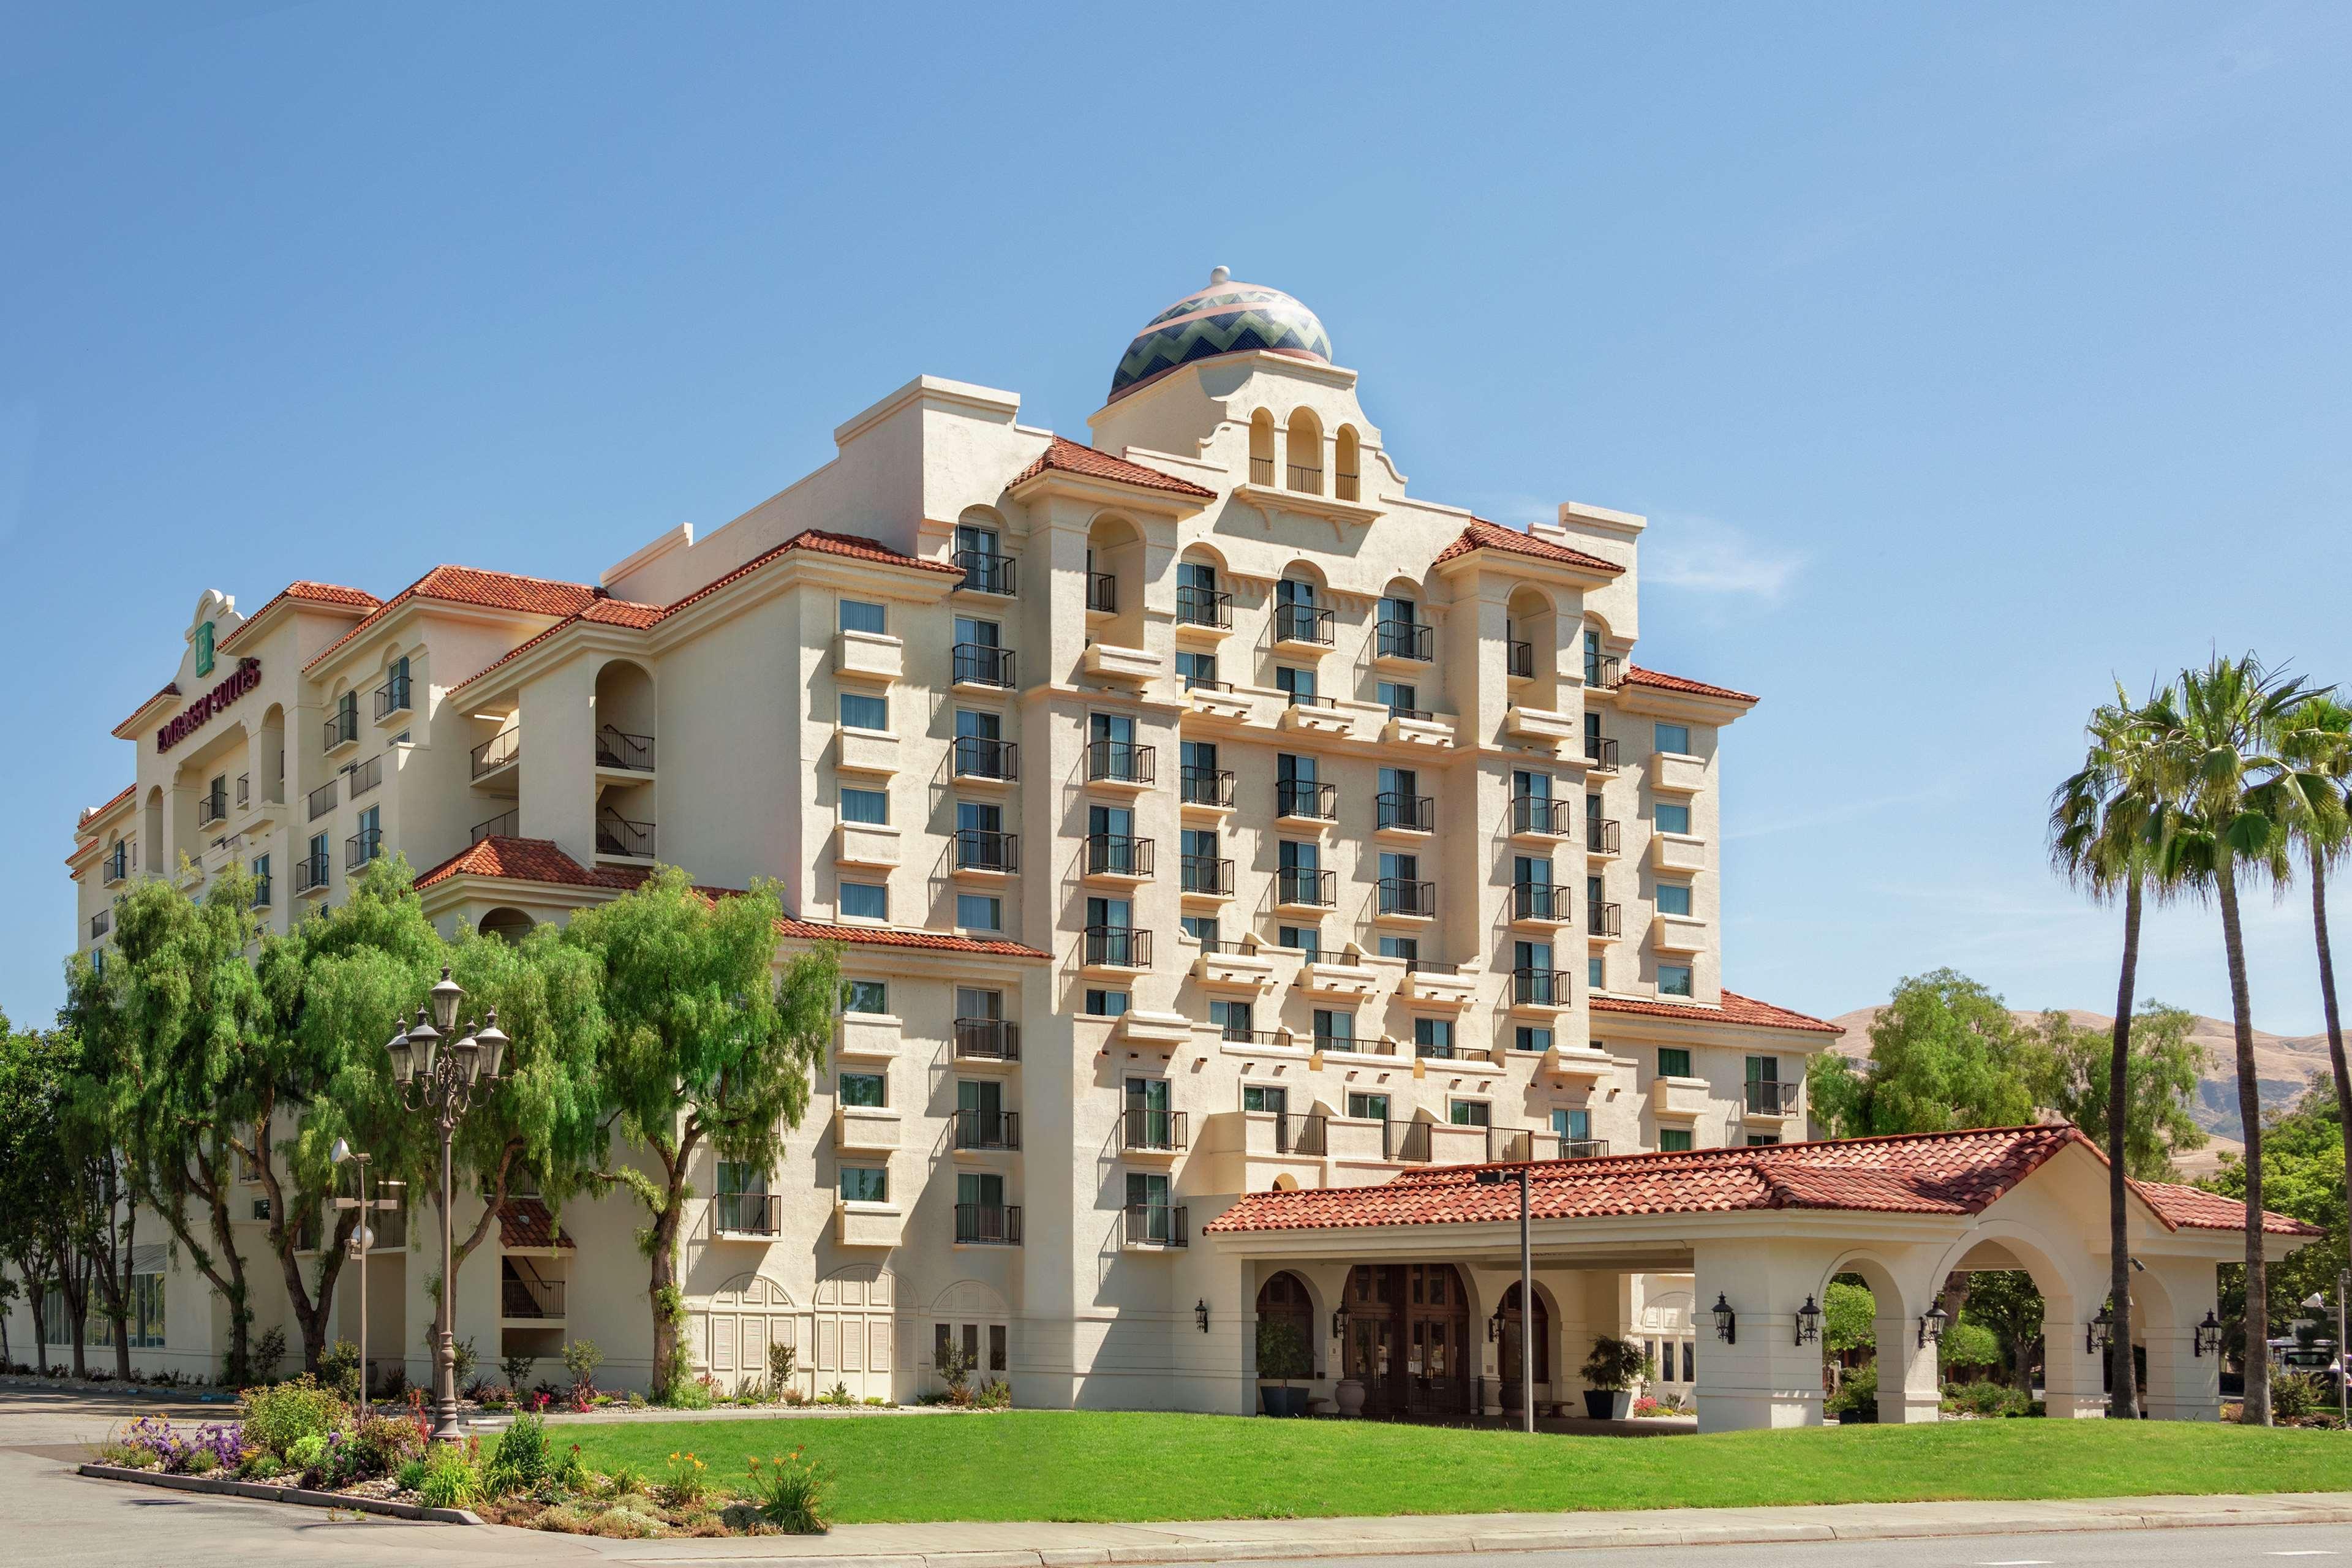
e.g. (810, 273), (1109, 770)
(840, 599), (887, 635)
(1657, 883), (1693, 917)
(1378, 681), (1417, 715)
(840, 691), (888, 731)
(954, 614), (1000, 650)
(1346, 1091), (1389, 1121)
(1516, 1025), (1553, 1054)
(842, 979), (888, 1015)
(1659, 1047), (1692, 1079)
(1448, 1099), (1490, 1126)
(1313, 1009), (1354, 1049)
(1552, 1107), (1591, 1140)
(1209, 998), (1253, 1038)
(1181, 914), (1218, 944)
(1746, 1055), (1780, 1085)
(1683, 1341), (1695, 1383)
(1655, 801), (1692, 835)
(841, 786), (889, 825)
(1659, 964), (1695, 998)
(838, 1072), (887, 1107)
(1084, 989), (1129, 1017)
(1746, 1134), (1782, 1147)
(1414, 1017), (1454, 1058)
(1275, 665), (1316, 701)
(1378, 935), (1419, 962)
(1242, 1082), (1287, 1114)
(1278, 924), (1320, 957)
(956, 893), (1003, 931)
(839, 1166), (889, 1203)
(1659, 1129), (1695, 1153)
(956, 986), (1001, 1021)
(1177, 650), (1218, 688)
(1654, 722), (1692, 756)
(1588, 954), (1605, 989)
(840, 881), (888, 922)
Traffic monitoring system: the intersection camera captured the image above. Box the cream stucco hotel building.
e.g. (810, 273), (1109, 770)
(52, 275), (2296, 1430)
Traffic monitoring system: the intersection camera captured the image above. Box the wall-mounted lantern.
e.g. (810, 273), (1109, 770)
(1195, 1299), (1211, 1334)
(2193, 1309), (2223, 1359)
(1917, 1301), (1950, 1349)
(1794, 1294), (1822, 1346)
(1711, 1292), (1738, 1344)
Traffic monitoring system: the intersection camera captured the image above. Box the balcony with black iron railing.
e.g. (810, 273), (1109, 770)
(1583, 654), (1624, 690)
(1387, 1120), (1433, 1163)
(501, 1273), (566, 1322)
(1273, 603), (1336, 647)
(349, 752), (382, 799)
(1287, 462), (1322, 492)
(89, 910), (110, 941)
(1401, 958), (1460, 977)
(472, 809), (519, 845)
(471, 728), (521, 778)
(952, 1017), (1020, 1062)
(1313, 1028), (1374, 1056)
(1513, 881), (1566, 922)
(1276, 865), (1337, 909)
(1123, 1107), (1187, 1153)
(1276, 778), (1338, 822)
(1285, 689), (1339, 712)
(1588, 817), (1621, 855)
(1384, 702), (1435, 723)
(1083, 925), (1151, 969)
(1180, 765), (1236, 807)
(1745, 1080), (1801, 1115)
(596, 810), (656, 859)
(1378, 877), (1436, 919)
(1511, 794), (1571, 837)
(1375, 791), (1433, 832)
(714, 1192), (784, 1237)
(953, 643), (1016, 689)
(323, 707), (360, 754)
(954, 549), (1016, 596)
(1124, 1204), (1188, 1248)
(1176, 584), (1232, 628)
(1588, 900), (1623, 937)
(1085, 739), (1154, 786)
(1558, 1137), (1611, 1159)
(293, 853), (330, 897)
(954, 828), (1018, 875)
(1513, 967), (1565, 1007)
(103, 845), (129, 884)
(952, 734), (1018, 782)
(954, 1204), (1022, 1246)
(1268, 1112), (1327, 1156)
(1506, 639), (1535, 679)
(197, 787), (227, 829)
(954, 1109), (1021, 1152)
(1585, 734), (1621, 769)
(345, 826), (383, 872)
(251, 872), (272, 908)
(235, 774), (251, 810)
(1180, 854), (1234, 897)
(374, 673), (412, 722)
(1085, 571), (1117, 614)
(595, 725), (655, 772)
(1085, 834), (1153, 880)
(1375, 620), (1433, 663)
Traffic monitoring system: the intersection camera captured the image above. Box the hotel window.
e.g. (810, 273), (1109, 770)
(1413, 1017), (1453, 1058)
(956, 893), (1003, 932)
(1275, 665), (1316, 703)
(838, 1072), (887, 1108)
(1447, 1099), (1489, 1127)
(1210, 999), (1253, 1038)
(1655, 801), (1692, 835)
(840, 599), (886, 635)
(839, 1166), (889, 1203)
(1746, 1134), (1781, 1147)
(841, 786), (889, 825)
(842, 979), (888, 1015)
(840, 881), (888, 922)
(1278, 924), (1320, 957)
(1181, 914), (1218, 944)
(1084, 989), (1128, 1018)
(1378, 681), (1418, 717)
(1346, 1091), (1389, 1121)
(1516, 1025), (1553, 1054)
(1552, 1107), (1591, 1141)
(1313, 1009), (1354, 1051)
(840, 690), (888, 731)
(1658, 1047), (1692, 1079)
(1654, 722), (1692, 756)
(1378, 935), (1418, 962)
(1177, 650), (1219, 689)
(1242, 1082), (1286, 1114)
(1659, 1129), (1695, 1153)
(1588, 955), (1604, 990)
(1657, 883), (1693, 917)
(1659, 963), (1695, 997)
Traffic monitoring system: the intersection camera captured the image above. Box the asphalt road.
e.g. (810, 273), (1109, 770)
(1153, 1528), (2352, 1568)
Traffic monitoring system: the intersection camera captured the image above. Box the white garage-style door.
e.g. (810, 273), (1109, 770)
(697, 1273), (799, 1396)
(812, 1265), (895, 1402)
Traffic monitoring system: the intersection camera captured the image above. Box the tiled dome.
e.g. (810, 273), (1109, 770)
(1108, 268), (1332, 401)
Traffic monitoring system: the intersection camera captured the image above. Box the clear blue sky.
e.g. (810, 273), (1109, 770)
(6, 2), (2348, 1035)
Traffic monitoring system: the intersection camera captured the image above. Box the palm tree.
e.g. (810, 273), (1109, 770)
(2049, 682), (2177, 1420)
(2276, 695), (2352, 1314)
(2157, 654), (2327, 1425)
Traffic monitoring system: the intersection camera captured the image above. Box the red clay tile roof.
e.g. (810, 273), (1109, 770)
(499, 1197), (574, 1250)
(2133, 1179), (2320, 1236)
(452, 529), (956, 693)
(775, 915), (1049, 960)
(1433, 519), (1624, 575)
(1011, 435), (1217, 499)
(219, 580), (381, 652)
(304, 566), (600, 673)
(413, 836), (623, 891)
(111, 682), (183, 737)
(1590, 988), (1842, 1035)
(78, 783), (137, 829)
(1622, 665), (1760, 704)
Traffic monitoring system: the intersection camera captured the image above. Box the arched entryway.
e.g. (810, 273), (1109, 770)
(812, 1265), (895, 1402)
(1497, 1281), (1550, 1414)
(1341, 1263), (1470, 1419)
(695, 1272), (799, 1396)
(1257, 1270), (1317, 1376)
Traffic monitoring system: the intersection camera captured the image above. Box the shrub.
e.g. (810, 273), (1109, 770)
(475, 1383), (515, 1410)
(1942, 1379), (2029, 1419)
(1826, 1362), (1879, 1421)
(286, 1432), (329, 1479)
(246, 1453), (285, 1480)
(394, 1457), (427, 1493)
(252, 1327), (288, 1382)
(319, 1339), (362, 1403)
(818, 1379), (853, 1406)
(1256, 1319), (1310, 1385)
(351, 1413), (427, 1477)
(560, 1339), (604, 1395)
(554, 1441), (590, 1493)
(186, 1449), (219, 1474)
(2275, 1370), (2328, 1419)
(745, 1448), (831, 1534)
(418, 1443), (480, 1509)
(767, 1341), (797, 1401)
(976, 1378), (1012, 1409)
(665, 1450), (712, 1506)
(938, 1342), (976, 1403)
(664, 1374), (715, 1411)
(603, 1460), (646, 1496)
(484, 1413), (552, 1496)
(1580, 1335), (1654, 1393)
(241, 1374), (350, 1458)
(502, 1353), (536, 1393)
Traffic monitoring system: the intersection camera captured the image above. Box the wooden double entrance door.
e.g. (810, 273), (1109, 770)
(1342, 1263), (1471, 1419)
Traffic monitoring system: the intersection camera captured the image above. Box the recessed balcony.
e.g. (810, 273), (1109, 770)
(1272, 603), (1336, 652)
(1085, 570), (1117, 617)
(322, 709), (360, 756)
(1589, 818), (1624, 858)
(372, 673), (413, 724)
(954, 549), (1016, 597)
(470, 728), (521, 786)
(1373, 620), (1433, 671)
(595, 726), (655, 774)
(1507, 639), (1536, 682)
(1583, 655), (1625, 692)
(196, 788), (228, 830)
(595, 810), (656, 861)
(1585, 734), (1623, 771)
(1512, 881), (1572, 930)
(1588, 900), (1623, 940)
(1084, 833), (1154, 883)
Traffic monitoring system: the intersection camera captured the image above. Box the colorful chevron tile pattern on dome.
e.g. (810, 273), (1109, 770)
(1109, 276), (1332, 400)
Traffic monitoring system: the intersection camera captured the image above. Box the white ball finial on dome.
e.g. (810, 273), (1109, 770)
(1208, 265), (1230, 285)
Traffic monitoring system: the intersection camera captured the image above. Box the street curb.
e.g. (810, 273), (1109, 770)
(76, 1461), (484, 1525)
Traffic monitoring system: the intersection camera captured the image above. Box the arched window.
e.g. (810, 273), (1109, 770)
(1285, 409), (1324, 494)
(1335, 426), (1361, 501)
(1176, 553), (1227, 629)
(1257, 1271), (1316, 1372)
(1248, 412), (1276, 486)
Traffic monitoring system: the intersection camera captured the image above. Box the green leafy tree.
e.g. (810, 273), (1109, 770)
(2030, 1005), (2207, 1179)
(1961, 1270), (2045, 1397)
(1940, 1318), (2001, 1373)
(0, 1016), (75, 1372)
(563, 869), (838, 1398)
(2201, 1082), (2347, 1346)
(59, 955), (148, 1380)
(1810, 970), (2047, 1139)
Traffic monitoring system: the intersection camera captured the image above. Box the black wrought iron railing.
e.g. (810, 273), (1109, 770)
(1249, 455), (1275, 485)
(1588, 817), (1621, 854)
(471, 729), (521, 777)
(374, 674), (412, 720)
(1506, 639), (1534, 679)
(1746, 1080), (1800, 1114)
(89, 910), (110, 940)
(1085, 834), (1153, 878)
(1588, 900), (1623, 937)
(294, 854), (330, 895)
(955, 549), (1016, 595)
(1376, 791), (1433, 832)
(1181, 766), (1236, 807)
(714, 1193), (783, 1236)
(323, 707), (359, 752)
(1276, 779), (1337, 820)
(1287, 462), (1322, 492)
(1389, 1120), (1433, 1163)
(1511, 794), (1570, 835)
(103, 846), (129, 883)
(1513, 967), (1564, 1006)
(954, 1110), (1021, 1151)
(1379, 878), (1436, 918)
(596, 810), (656, 859)
(952, 1017), (1020, 1061)
(1122, 1108), (1187, 1153)
(1176, 584), (1232, 628)
(197, 788), (227, 827)
(348, 753), (382, 798)
(954, 829), (1019, 874)
(1277, 866), (1336, 908)
(1585, 734), (1621, 769)
(954, 1204), (1022, 1245)
(953, 643), (1016, 688)
(595, 725), (655, 771)
(345, 827), (383, 870)
(1085, 739), (1154, 785)
(1273, 603), (1336, 645)
(251, 874), (273, 908)
(1180, 854), (1233, 895)
(1376, 620), (1433, 662)
(952, 735), (1017, 780)
(1083, 926), (1150, 968)
(1513, 881), (1563, 921)
(1584, 654), (1624, 690)
(472, 810), (519, 845)
(1272, 1112), (1327, 1155)
(1085, 571), (1117, 614)
(1124, 1204), (1188, 1248)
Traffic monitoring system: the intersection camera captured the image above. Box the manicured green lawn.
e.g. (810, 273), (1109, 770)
(558, 1411), (2352, 1523)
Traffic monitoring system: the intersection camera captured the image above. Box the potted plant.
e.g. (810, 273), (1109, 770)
(1256, 1319), (1311, 1417)
(1580, 1335), (1654, 1421)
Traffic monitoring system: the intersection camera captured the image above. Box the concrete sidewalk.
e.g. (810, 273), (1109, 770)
(567, 1492), (2352, 1565)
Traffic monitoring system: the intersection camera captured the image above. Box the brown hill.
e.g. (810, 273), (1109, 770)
(1827, 1007), (2337, 1178)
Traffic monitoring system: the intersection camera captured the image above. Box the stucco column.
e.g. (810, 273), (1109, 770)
(1691, 1239), (1826, 1431)
(2040, 1311), (2107, 1418)
(1874, 1302), (1942, 1423)
(2140, 1257), (2221, 1422)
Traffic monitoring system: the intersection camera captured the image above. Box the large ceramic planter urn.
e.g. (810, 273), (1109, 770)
(1333, 1377), (1368, 1417)
(1257, 1384), (1309, 1418)
(1582, 1388), (1634, 1420)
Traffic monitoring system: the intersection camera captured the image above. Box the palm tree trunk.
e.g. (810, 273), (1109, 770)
(2107, 878), (2142, 1419)
(2315, 857), (2351, 1358)
(2218, 861), (2271, 1425)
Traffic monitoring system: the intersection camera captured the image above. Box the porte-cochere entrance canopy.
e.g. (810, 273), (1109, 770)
(1207, 1125), (2317, 1433)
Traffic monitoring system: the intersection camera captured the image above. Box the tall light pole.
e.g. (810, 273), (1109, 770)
(2304, 1280), (2350, 1431)
(330, 1139), (402, 1422)
(386, 967), (507, 1445)
(1476, 1164), (1535, 1434)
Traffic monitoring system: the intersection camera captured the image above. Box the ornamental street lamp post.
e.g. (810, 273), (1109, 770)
(2303, 1278), (2350, 1431)
(386, 967), (508, 1445)
(329, 1139), (403, 1422)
